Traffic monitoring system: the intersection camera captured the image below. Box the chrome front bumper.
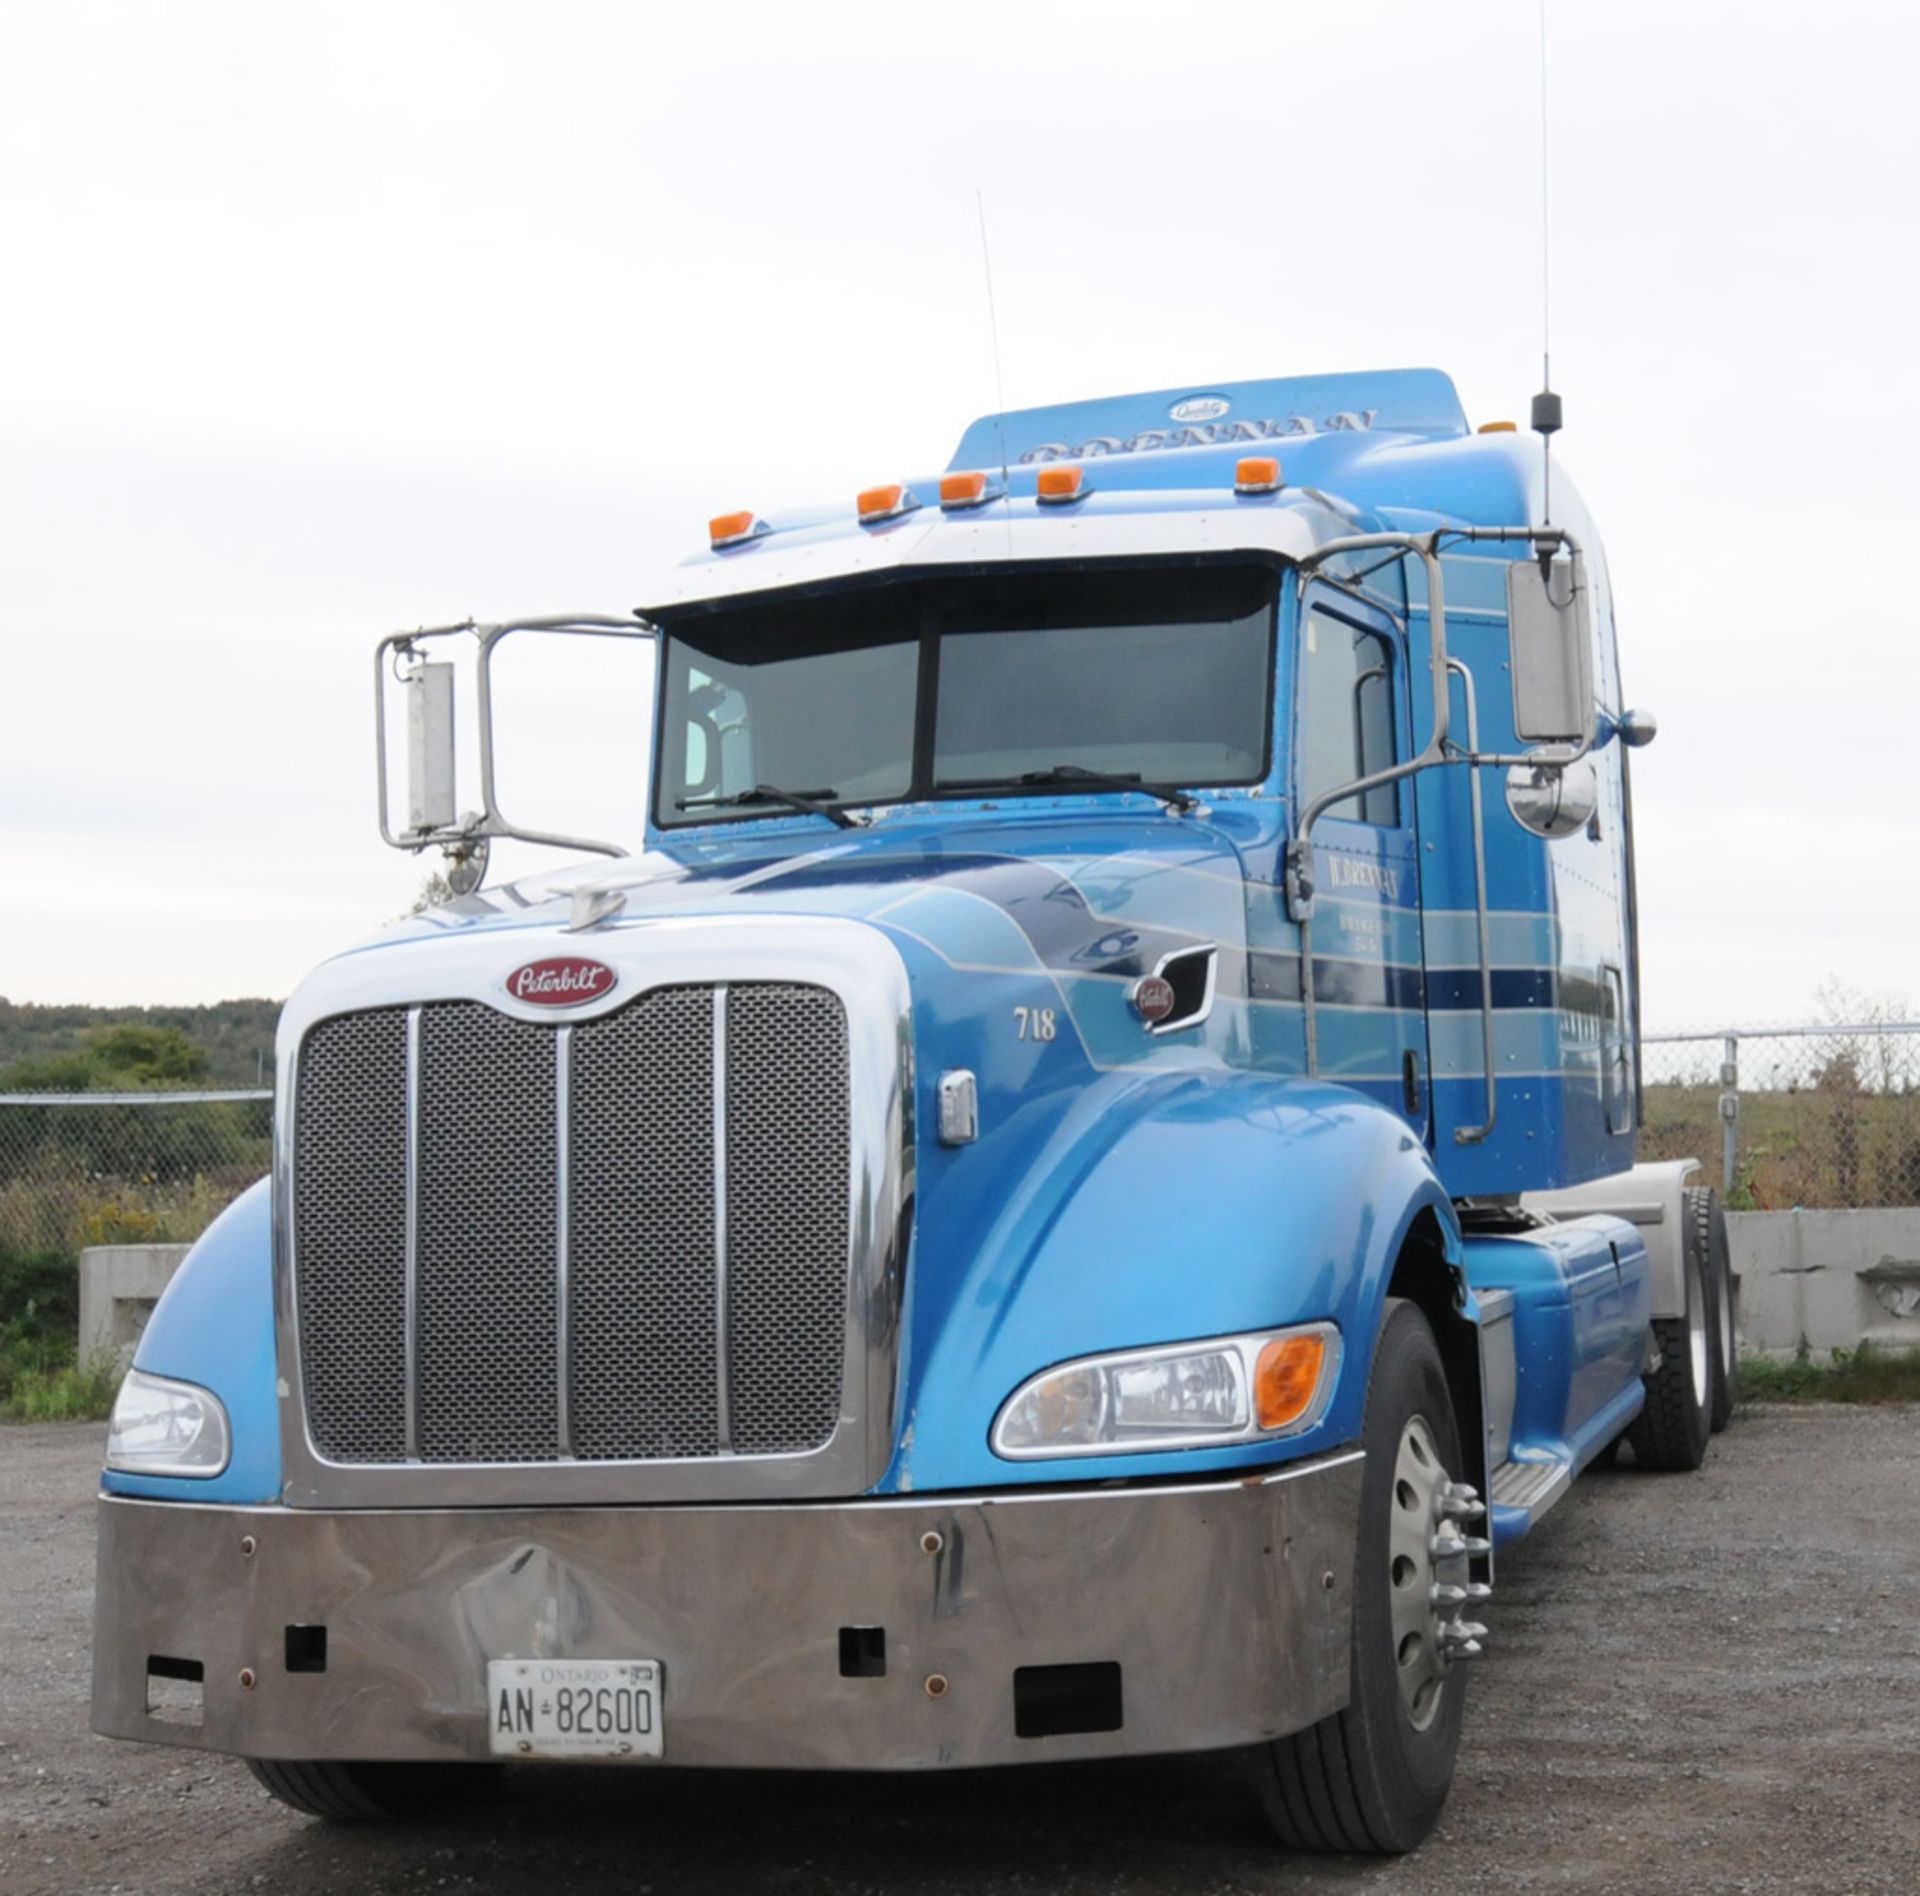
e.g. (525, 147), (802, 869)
(93, 1450), (1362, 1770)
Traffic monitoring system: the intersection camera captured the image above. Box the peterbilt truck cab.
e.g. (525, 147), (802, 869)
(92, 369), (1734, 1853)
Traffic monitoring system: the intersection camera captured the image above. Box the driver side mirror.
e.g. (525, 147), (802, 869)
(1506, 552), (1593, 747)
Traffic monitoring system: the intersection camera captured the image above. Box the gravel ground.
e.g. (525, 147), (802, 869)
(2, 1407), (1915, 1895)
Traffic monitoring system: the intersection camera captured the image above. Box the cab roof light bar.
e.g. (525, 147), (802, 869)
(939, 470), (999, 510)
(857, 483), (922, 526)
(709, 510), (770, 551)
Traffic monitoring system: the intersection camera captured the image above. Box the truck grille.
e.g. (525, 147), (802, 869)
(291, 984), (851, 1466)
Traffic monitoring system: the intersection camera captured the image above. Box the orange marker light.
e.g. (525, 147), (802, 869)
(857, 483), (922, 525)
(1234, 455), (1283, 495)
(1255, 1332), (1330, 1431)
(1478, 421), (1518, 433)
(709, 510), (763, 550)
(940, 470), (991, 509)
(1035, 464), (1086, 504)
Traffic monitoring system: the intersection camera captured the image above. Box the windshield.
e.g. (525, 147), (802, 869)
(654, 561), (1277, 827)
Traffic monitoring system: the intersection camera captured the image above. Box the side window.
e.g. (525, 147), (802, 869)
(1297, 610), (1398, 824)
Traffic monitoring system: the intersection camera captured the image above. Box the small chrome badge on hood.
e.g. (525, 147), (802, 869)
(506, 956), (618, 1007)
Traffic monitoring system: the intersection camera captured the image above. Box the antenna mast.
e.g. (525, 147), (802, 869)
(976, 191), (1014, 548)
(1532, 0), (1561, 526)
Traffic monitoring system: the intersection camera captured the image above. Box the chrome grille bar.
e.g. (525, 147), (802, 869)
(403, 1005), (422, 1462)
(554, 1023), (573, 1460)
(711, 985), (732, 1454)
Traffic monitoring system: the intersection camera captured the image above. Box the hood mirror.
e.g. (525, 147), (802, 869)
(402, 660), (457, 837)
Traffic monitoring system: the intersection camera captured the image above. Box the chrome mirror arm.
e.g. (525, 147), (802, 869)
(374, 614), (659, 871)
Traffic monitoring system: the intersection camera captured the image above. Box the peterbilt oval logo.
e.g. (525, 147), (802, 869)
(1130, 975), (1178, 1025)
(1169, 395), (1230, 423)
(506, 957), (618, 1007)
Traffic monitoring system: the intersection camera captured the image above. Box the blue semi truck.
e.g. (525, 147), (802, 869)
(92, 369), (1736, 1852)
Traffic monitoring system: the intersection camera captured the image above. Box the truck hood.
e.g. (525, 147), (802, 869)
(350, 810), (1261, 1017)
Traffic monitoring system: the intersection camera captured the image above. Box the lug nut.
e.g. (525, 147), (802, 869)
(1431, 1532), (1492, 1560)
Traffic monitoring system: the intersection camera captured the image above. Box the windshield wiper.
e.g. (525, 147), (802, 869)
(937, 763), (1199, 815)
(675, 784), (862, 828)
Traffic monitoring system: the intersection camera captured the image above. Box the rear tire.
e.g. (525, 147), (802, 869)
(1252, 1299), (1477, 1854)
(1626, 1226), (1713, 1472)
(246, 1759), (501, 1822)
(1692, 1187), (1739, 1432)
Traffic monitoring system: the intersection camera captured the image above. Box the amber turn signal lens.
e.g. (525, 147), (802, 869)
(1477, 420), (1518, 433)
(1035, 464), (1085, 502)
(1254, 1333), (1328, 1431)
(1233, 455), (1282, 494)
(940, 470), (989, 507)
(858, 483), (908, 522)
(709, 510), (758, 548)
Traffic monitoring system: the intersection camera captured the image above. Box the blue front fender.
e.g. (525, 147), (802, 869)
(883, 1072), (1459, 1493)
(100, 1177), (281, 1504)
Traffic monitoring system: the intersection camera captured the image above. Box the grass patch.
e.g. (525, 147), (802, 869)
(0, 1245), (121, 1420)
(1740, 1338), (1920, 1405)
(5, 1356), (121, 1421)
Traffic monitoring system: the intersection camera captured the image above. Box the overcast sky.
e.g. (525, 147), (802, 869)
(2, 0), (1915, 1030)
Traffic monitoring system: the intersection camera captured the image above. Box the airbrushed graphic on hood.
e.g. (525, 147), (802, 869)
(398, 821), (1253, 997)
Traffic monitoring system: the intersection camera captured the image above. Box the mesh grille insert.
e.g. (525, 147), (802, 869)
(416, 1004), (559, 1462)
(726, 985), (851, 1454)
(290, 982), (854, 1471)
(295, 1009), (409, 1462)
(569, 987), (722, 1460)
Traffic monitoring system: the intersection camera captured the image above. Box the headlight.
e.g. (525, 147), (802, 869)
(991, 1322), (1340, 1459)
(106, 1369), (231, 1478)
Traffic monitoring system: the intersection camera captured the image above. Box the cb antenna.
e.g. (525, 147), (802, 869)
(976, 191), (1014, 550)
(1531, 0), (1562, 533)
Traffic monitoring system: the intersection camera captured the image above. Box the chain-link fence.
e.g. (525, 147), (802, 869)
(2, 1021), (1915, 1252)
(0, 1091), (272, 1257)
(1641, 1022), (1920, 1210)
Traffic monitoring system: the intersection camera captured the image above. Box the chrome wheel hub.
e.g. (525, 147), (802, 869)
(1387, 1416), (1491, 1731)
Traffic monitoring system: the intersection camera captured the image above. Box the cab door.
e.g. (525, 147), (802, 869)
(1293, 586), (1431, 1137)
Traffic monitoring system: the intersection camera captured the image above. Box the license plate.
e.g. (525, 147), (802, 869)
(487, 1658), (663, 1759)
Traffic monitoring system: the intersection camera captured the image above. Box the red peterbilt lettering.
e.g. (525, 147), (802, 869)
(506, 957), (617, 1005)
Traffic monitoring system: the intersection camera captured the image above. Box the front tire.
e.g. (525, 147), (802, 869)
(1252, 1299), (1481, 1853)
(246, 1759), (501, 1822)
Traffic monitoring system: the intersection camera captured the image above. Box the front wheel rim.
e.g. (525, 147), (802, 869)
(1386, 1415), (1470, 1732)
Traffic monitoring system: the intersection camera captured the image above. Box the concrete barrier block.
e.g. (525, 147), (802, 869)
(78, 1244), (191, 1369)
(1727, 1209), (1920, 1358)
